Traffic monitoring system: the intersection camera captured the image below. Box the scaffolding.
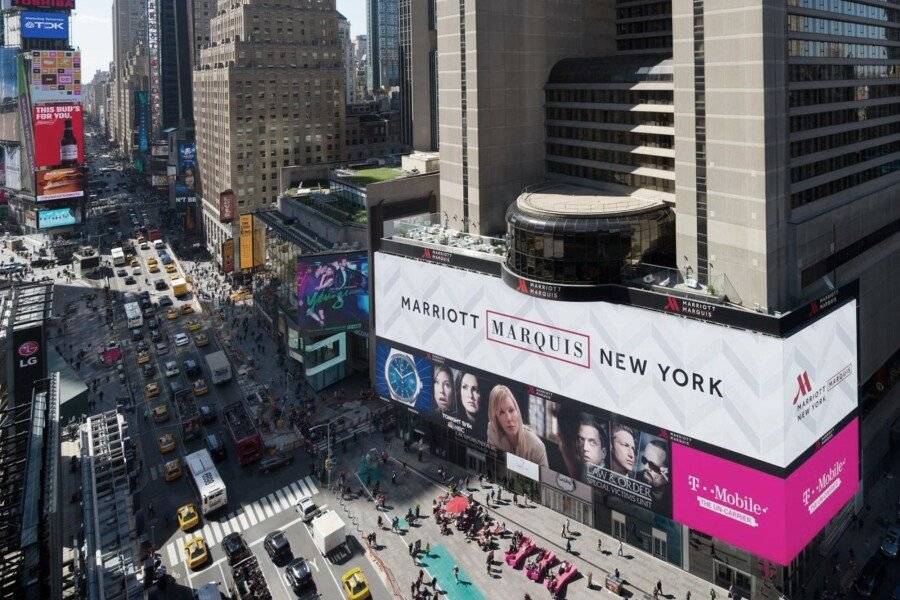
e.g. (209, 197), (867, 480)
(80, 411), (141, 600)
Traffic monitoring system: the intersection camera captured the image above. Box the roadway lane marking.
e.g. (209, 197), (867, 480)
(306, 476), (319, 495)
(263, 495), (277, 518)
(288, 482), (303, 503)
(250, 502), (266, 523)
(296, 479), (312, 499)
(166, 543), (179, 565)
(243, 505), (258, 526)
(227, 514), (241, 533)
(177, 543), (187, 564)
(275, 489), (291, 510)
(301, 521), (344, 598)
(201, 525), (213, 543)
(220, 518), (233, 536)
(237, 513), (250, 529)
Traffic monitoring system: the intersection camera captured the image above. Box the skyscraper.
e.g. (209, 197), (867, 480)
(338, 13), (354, 106)
(193, 0), (345, 271)
(366, 0), (400, 91)
(399, 0), (438, 151)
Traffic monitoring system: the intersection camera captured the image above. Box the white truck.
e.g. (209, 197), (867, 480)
(205, 350), (232, 385)
(310, 510), (347, 558)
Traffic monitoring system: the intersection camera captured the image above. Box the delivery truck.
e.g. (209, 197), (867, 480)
(310, 510), (348, 559)
(205, 350), (232, 385)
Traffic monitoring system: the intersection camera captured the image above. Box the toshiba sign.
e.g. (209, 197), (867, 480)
(374, 252), (858, 469)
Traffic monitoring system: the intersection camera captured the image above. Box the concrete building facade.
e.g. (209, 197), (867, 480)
(399, 0), (438, 151)
(194, 0), (346, 270)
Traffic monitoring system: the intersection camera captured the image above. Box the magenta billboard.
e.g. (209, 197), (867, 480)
(672, 418), (858, 565)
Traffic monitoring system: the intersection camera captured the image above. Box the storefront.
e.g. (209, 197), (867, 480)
(539, 466), (593, 528)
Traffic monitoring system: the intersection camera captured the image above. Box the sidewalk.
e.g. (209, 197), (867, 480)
(323, 433), (727, 600)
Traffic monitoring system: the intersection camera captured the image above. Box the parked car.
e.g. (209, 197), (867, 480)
(264, 530), (292, 564)
(221, 532), (251, 566)
(259, 455), (293, 474)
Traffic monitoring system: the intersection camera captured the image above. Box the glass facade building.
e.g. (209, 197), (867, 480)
(366, 0), (400, 89)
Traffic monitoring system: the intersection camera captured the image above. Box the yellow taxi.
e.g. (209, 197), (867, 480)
(192, 379), (209, 396)
(165, 262), (177, 272)
(194, 332), (209, 347)
(163, 458), (182, 481)
(230, 288), (252, 302)
(177, 503), (200, 531)
(137, 350), (151, 364)
(184, 535), (209, 570)
(180, 304), (195, 315)
(145, 381), (161, 398)
(157, 432), (176, 453)
(165, 308), (179, 320)
(147, 257), (158, 266)
(129, 257), (140, 267)
(341, 567), (371, 600)
(185, 319), (201, 332)
(152, 403), (169, 422)
(148, 263), (160, 273)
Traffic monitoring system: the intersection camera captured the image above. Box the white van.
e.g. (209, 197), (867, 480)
(153, 239), (166, 250)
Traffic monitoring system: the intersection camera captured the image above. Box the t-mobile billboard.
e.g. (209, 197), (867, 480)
(672, 418), (858, 564)
(374, 252), (858, 469)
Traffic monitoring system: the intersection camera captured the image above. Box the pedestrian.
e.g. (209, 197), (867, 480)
(710, 588), (716, 600)
(418, 569), (424, 584)
(687, 591), (692, 600)
(587, 571), (593, 588)
(454, 565), (459, 581)
(416, 503), (421, 519)
(618, 541), (624, 556)
(432, 575), (438, 589)
(513, 492), (518, 506)
(561, 524), (567, 538)
(614, 568), (620, 579)
(566, 538), (571, 553)
(392, 471), (397, 485)
(411, 582), (416, 596)
(598, 538), (603, 552)
(377, 514), (383, 529)
(425, 541), (431, 555)
(657, 580), (663, 595)
(409, 542), (414, 556)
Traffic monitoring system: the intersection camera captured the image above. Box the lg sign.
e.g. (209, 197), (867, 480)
(17, 340), (40, 368)
(12, 0), (75, 8)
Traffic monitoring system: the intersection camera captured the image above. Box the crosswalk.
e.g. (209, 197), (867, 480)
(164, 475), (319, 567)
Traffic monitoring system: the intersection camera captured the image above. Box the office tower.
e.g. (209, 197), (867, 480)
(366, 0), (400, 90)
(187, 0), (213, 68)
(399, 0), (438, 151)
(153, 0), (194, 131)
(385, 1), (900, 597)
(194, 0), (345, 271)
(338, 13), (354, 105)
(435, 0), (616, 233)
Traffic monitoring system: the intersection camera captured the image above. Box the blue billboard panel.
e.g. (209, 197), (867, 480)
(134, 91), (148, 152)
(177, 141), (196, 172)
(374, 341), (433, 411)
(0, 48), (19, 101)
(21, 11), (69, 39)
(296, 251), (369, 333)
(37, 207), (80, 229)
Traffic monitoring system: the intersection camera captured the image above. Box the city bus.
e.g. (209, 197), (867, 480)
(111, 247), (126, 266)
(124, 302), (143, 328)
(185, 449), (227, 515)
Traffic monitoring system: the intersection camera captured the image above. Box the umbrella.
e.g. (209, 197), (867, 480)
(444, 495), (470, 514)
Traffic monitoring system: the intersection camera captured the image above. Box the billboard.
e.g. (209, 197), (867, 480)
(174, 183), (196, 203)
(150, 142), (168, 157)
(12, 323), (45, 407)
(0, 48), (19, 101)
(35, 167), (82, 201)
(29, 50), (81, 103)
(147, 0), (160, 134)
(673, 419), (859, 564)
(219, 189), (235, 222)
(10, 0), (75, 7)
(37, 206), (79, 228)
(375, 339), (674, 515)
(21, 11), (68, 39)
(32, 103), (84, 168)
(133, 90), (148, 152)
(221, 239), (234, 273)
(239, 214), (253, 270)
(150, 174), (167, 187)
(4, 145), (21, 190)
(297, 252), (370, 332)
(374, 252), (858, 469)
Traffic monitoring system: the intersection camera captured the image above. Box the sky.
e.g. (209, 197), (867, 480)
(73, 0), (367, 81)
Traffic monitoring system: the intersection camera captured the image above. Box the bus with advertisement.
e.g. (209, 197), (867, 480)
(185, 449), (227, 515)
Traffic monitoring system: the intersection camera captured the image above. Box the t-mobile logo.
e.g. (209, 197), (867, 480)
(688, 475), (701, 491)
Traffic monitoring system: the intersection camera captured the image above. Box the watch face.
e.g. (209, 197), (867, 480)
(387, 353), (420, 404)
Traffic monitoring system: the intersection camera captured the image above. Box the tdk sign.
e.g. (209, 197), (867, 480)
(21, 11), (69, 39)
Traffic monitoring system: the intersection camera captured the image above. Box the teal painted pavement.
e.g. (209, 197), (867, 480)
(418, 543), (486, 600)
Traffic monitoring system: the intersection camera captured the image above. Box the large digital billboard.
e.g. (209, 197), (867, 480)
(178, 141), (196, 190)
(0, 48), (19, 101)
(32, 103), (83, 168)
(375, 338), (674, 515)
(29, 50), (81, 103)
(374, 252), (858, 469)
(9, 0), (75, 8)
(37, 206), (79, 229)
(3, 145), (21, 190)
(239, 214), (253, 270)
(219, 189), (235, 222)
(133, 90), (148, 152)
(35, 166), (82, 201)
(673, 419), (858, 564)
(21, 11), (68, 39)
(297, 252), (369, 332)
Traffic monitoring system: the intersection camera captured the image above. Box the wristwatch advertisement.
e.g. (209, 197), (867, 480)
(384, 348), (423, 405)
